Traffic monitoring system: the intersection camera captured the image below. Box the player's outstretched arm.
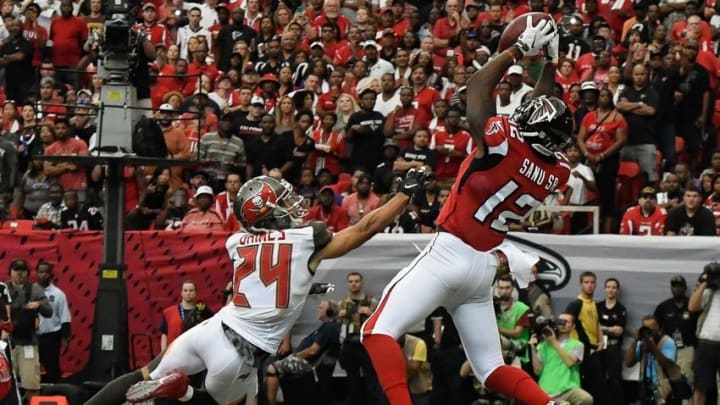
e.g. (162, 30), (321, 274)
(530, 34), (560, 100)
(309, 170), (428, 269)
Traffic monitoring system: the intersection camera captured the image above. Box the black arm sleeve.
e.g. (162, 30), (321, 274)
(311, 221), (332, 251)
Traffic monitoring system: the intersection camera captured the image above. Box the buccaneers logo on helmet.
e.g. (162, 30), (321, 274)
(239, 182), (278, 228)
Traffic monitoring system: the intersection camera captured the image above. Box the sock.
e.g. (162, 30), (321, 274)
(84, 370), (144, 405)
(362, 334), (412, 405)
(484, 365), (552, 405)
(179, 385), (194, 402)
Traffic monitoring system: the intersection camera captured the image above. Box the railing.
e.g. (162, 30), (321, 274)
(532, 205), (601, 234)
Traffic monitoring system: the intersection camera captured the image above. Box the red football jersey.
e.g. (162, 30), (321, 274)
(619, 205), (667, 236)
(436, 116), (571, 251)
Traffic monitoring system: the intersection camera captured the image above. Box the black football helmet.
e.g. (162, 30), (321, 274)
(233, 176), (308, 232)
(509, 96), (574, 156)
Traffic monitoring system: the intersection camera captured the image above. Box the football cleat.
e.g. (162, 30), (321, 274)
(125, 371), (190, 403)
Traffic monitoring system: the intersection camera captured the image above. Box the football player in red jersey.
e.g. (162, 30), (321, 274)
(362, 16), (575, 405)
(619, 186), (668, 235)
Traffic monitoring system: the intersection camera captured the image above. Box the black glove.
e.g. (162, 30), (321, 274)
(397, 168), (429, 198)
(309, 283), (335, 295)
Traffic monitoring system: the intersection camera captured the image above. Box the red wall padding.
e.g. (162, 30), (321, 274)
(0, 230), (231, 376)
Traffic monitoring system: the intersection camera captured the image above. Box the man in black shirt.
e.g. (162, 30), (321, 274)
(649, 48), (680, 171)
(559, 16), (590, 60)
(60, 190), (103, 230)
(346, 87), (386, 175)
(245, 114), (293, 179)
(395, 128), (436, 174)
(235, 95), (264, 141)
(597, 278), (627, 405)
(665, 186), (716, 236)
(215, 7), (256, 72)
(0, 17), (34, 104)
(675, 40), (710, 172)
(653, 275), (698, 383)
(617, 63), (661, 185)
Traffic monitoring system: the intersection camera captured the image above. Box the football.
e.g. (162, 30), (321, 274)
(497, 12), (555, 56)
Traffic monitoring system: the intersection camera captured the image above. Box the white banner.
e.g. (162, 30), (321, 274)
(294, 233), (720, 349)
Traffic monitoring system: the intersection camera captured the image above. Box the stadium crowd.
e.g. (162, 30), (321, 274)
(0, 0), (718, 236)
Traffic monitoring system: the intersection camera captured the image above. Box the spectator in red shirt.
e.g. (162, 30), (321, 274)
(619, 186), (668, 235)
(49, 0), (88, 90)
(430, 107), (471, 183)
(310, 0), (350, 40)
(182, 185), (226, 231)
(432, 0), (461, 58)
(410, 65), (440, 119)
(43, 117), (88, 198)
(311, 112), (346, 176)
(384, 87), (430, 150)
(213, 173), (242, 231)
(134, 3), (171, 49)
(305, 186), (349, 231)
(22, 3), (47, 69)
(188, 42), (219, 86)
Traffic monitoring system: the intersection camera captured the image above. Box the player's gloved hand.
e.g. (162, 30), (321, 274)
(544, 31), (560, 65)
(309, 283), (335, 295)
(397, 168), (429, 198)
(514, 15), (556, 56)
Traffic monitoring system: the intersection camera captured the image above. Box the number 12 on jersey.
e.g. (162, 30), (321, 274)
(474, 180), (542, 232)
(233, 244), (292, 308)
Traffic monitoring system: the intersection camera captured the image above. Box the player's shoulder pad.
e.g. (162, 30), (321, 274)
(483, 116), (511, 155)
(310, 221), (333, 251)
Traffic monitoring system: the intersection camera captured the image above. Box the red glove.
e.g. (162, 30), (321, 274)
(0, 321), (13, 334)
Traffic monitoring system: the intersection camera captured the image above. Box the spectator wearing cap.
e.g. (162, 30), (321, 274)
(48, 0), (87, 90)
(384, 86), (430, 151)
(346, 87), (386, 176)
(506, 64), (533, 113)
(665, 185), (716, 236)
(470, 44), (491, 70)
(245, 113), (294, 179)
(181, 185), (226, 231)
(306, 186), (349, 231)
(257, 73), (279, 112)
(363, 39), (394, 80)
(177, 6), (211, 61)
(198, 112), (246, 191)
(654, 275), (699, 384)
(134, 2), (171, 48)
(673, 39), (710, 175)
(216, 7), (256, 72)
(235, 95), (264, 140)
(22, 3), (47, 69)
(646, 46), (680, 172)
(311, 111), (346, 177)
(379, 29), (398, 63)
(619, 186), (668, 235)
(0, 17), (34, 105)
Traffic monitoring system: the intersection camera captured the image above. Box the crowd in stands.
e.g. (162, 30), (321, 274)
(0, 0), (719, 237)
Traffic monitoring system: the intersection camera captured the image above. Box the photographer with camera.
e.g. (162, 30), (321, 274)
(495, 274), (531, 367)
(529, 312), (592, 405)
(625, 315), (682, 405)
(688, 262), (720, 405)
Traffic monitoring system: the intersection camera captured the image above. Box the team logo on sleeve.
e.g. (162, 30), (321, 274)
(506, 234), (571, 291)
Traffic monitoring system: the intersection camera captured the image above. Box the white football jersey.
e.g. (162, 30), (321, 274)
(218, 226), (319, 354)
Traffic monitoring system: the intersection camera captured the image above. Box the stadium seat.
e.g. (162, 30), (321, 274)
(30, 396), (68, 405)
(2, 220), (34, 230)
(616, 161), (643, 211)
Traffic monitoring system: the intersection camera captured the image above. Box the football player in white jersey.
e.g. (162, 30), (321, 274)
(121, 171), (428, 405)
